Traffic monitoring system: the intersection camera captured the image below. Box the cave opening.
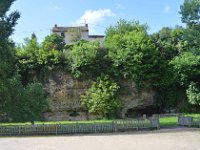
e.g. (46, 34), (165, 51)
(125, 106), (158, 118)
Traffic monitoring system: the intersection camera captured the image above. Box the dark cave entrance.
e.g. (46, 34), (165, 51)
(125, 106), (158, 118)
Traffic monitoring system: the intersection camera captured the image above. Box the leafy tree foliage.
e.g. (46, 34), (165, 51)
(150, 27), (186, 110)
(6, 80), (47, 123)
(169, 0), (200, 107)
(180, 0), (200, 55)
(16, 34), (64, 73)
(67, 41), (101, 78)
(187, 82), (200, 105)
(170, 52), (200, 84)
(105, 19), (159, 88)
(0, 0), (20, 115)
(180, 0), (200, 26)
(151, 26), (189, 86)
(169, 52), (199, 108)
(81, 75), (120, 118)
(16, 34), (40, 71)
(0, 1), (48, 123)
(41, 33), (65, 51)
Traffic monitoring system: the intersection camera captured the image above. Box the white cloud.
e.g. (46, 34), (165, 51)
(75, 9), (115, 33)
(48, 6), (61, 10)
(164, 4), (171, 13)
(115, 3), (125, 10)
(48, 2), (62, 10)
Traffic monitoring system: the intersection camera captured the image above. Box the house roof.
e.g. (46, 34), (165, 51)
(52, 24), (89, 32)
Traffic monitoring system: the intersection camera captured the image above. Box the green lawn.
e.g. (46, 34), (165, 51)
(0, 119), (112, 126)
(159, 117), (178, 127)
(184, 114), (200, 117)
(159, 113), (200, 127)
(0, 113), (199, 127)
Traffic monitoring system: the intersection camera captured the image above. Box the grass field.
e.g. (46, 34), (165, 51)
(159, 117), (178, 127)
(0, 119), (113, 126)
(159, 114), (200, 127)
(0, 114), (199, 127)
(185, 114), (200, 117)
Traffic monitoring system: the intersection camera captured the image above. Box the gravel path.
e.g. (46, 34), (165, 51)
(0, 128), (199, 150)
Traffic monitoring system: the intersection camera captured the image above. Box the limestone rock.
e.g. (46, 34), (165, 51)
(43, 70), (156, 121)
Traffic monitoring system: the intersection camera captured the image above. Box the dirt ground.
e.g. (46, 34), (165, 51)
(0, 128), (199, 150)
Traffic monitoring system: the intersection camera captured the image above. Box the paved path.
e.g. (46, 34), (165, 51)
(0, 128), (199, 150)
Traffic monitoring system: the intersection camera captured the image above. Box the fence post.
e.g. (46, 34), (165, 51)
(137, 118), (139, 130)
(150, 115), (160, 129)
(112, 120), (118, 132)
(75, 123), (78, 134)
(199, 118), (200, 128)
(43, 124), (45, 134)
(115, 121), (118, 132)
(93, 122), (97, 133)
(18, 126), (21, 136)
(56, 124), (58, 135)
(0, 126), (2, 136)
(178, 114), (184, 126)
(157, 117), (160, 129)
(187, 116), (193, 128)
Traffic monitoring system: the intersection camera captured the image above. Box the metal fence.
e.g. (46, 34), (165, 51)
(178, 116), (200, 128)
(0, 118), (159, 136)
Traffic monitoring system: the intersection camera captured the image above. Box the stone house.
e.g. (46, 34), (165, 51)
(52, 24), (104, 44)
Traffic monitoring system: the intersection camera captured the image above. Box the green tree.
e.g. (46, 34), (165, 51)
(16, 34), (40, 70)
(180, 0), (200, 55)
(6, 81), (48, 124)
(16, 34), (42, 85)
(180, 0), (200, 26)
(67, 41), (100, 78)
(16, 34), (63, 71)
(150, 26), (187, 87)
(150, 27), (186, 110)
(170, 52), (200, 84)
(170, 52), (200, 107)
(0, 0), (20, 115)
(105, 19), (158, 88)
(81, 75), (120, 118)
(187, 82), (200, 105)
(36, 34), (64, 65)
(41, 33), (65, 51)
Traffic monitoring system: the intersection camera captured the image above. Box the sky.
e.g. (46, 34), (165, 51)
(10, 0), (185, 44)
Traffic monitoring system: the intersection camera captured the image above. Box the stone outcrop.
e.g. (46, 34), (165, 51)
(119, 81), (156, 118)
(43, 70), (156, 121)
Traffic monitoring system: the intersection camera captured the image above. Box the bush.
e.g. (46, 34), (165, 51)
(7, 81), (48, 124)
(81, 75), (120, 118)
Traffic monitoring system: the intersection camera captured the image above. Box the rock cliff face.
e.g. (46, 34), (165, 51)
(43, 70), (156, 121)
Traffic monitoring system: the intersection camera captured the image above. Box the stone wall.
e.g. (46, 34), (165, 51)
(43, 70), (156, 121)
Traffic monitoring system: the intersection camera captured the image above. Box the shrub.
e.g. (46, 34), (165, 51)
(81, 75), (120, 118)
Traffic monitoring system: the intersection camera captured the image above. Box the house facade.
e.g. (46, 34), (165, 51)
(52, 24), (104, 44)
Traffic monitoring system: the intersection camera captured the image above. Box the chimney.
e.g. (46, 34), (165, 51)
(54, 24), (58, 28)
